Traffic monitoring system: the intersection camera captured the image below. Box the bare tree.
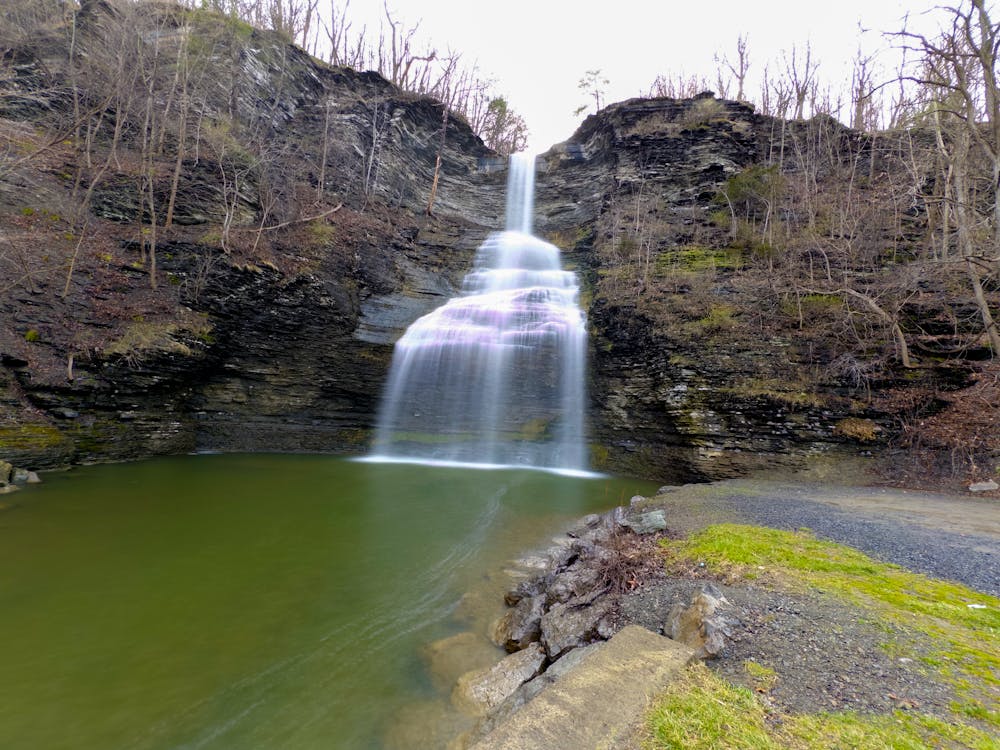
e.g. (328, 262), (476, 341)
(783, 42), (820, 120)
(850, 48), (880, 130)
(896, 0), (1000, 354)
(717, 33), (750, 102)
(575, 69), (609, 116)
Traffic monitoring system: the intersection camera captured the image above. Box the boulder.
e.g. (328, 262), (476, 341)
(666, 584), (733, 659)
(540, 590), (615, 659)
(490, 595), (545, 652)
(471, 643), (602, 742)
(546, 559), (603, 605)
(468, 626), (695, 750)
(0, 460), (11, 485)
(452, 643), (545, 717)
(623, 509), (668, 535)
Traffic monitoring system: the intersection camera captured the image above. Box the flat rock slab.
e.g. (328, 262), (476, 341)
(469, 625), (695, 750)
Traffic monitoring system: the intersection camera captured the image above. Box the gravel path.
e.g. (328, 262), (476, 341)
(653, 480), (1000, 596)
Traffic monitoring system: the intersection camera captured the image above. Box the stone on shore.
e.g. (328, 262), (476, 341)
(968, 479), (999, 493)
(424, 631), (503, 693)
(491, 594), (545, 653)
(469, 626), (695, 750)
(452, 643), (546, 717)
(623, 509), (668, 535)
(665, 584), (733, 659)
(540, 590), (616, 659)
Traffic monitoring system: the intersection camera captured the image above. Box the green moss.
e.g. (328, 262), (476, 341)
(682, 305), (738, 335)
(333, 428), (371, 447)
(708, 209), (731, 227)
(516, 417), (553, 441)
(0, 423), (70, 450)
(779, 293), (841, 319)
(24, 329), (40, 343)
(655, 245), (742, 275)
(590, 443), (610, 468)
(387, 431), (476, 445)
(544, 225), (590, 250)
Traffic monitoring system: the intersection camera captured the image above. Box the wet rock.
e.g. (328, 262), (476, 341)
(25, 471), (41, 484)
(423, 631), (502, 692)
(666, 583), (733, 659)
(381, 697), (476, 750)
(0, 460), (11, 484)
(470, 642), (602, 743)
(452, 643), (545, 717)
(490, 595), (545, 653)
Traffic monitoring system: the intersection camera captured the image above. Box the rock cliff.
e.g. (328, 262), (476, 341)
(1, 5), (993, 483)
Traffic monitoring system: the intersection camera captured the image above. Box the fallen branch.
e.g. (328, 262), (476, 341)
(252, 203), (343, 234)
(803, 286), (914, 368)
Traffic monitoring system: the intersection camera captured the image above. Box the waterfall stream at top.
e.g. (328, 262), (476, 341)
(366, 153), (590, 475)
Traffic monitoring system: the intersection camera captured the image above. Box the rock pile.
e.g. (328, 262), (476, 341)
(443, 497), (735, 747)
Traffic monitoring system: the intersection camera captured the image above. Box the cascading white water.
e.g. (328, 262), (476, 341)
(367, 153), (589, 474)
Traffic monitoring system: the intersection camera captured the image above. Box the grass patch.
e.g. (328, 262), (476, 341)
(743, 659), (778, 691)
(104, 316), (214, 364)
(720, 378), (825, 409)
(833, 417), (879, 442)
(681, 304), (739, 335)
(658, 524), (1000, 736)
(645, 662), (999, 749)
(779, 293), (841, 319)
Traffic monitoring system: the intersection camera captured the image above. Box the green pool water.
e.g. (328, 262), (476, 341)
(0, 454), (655, 749)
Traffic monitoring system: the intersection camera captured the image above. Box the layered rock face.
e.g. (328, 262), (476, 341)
(528, 95), (882, 480)
(1, 9), (955, 480)
(0, 7), (505, 468)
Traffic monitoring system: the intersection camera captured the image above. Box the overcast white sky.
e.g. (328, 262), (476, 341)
(345, 0), (946, 152)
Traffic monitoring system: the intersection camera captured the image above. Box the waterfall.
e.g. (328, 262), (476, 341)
(366, 153), (590, 474)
